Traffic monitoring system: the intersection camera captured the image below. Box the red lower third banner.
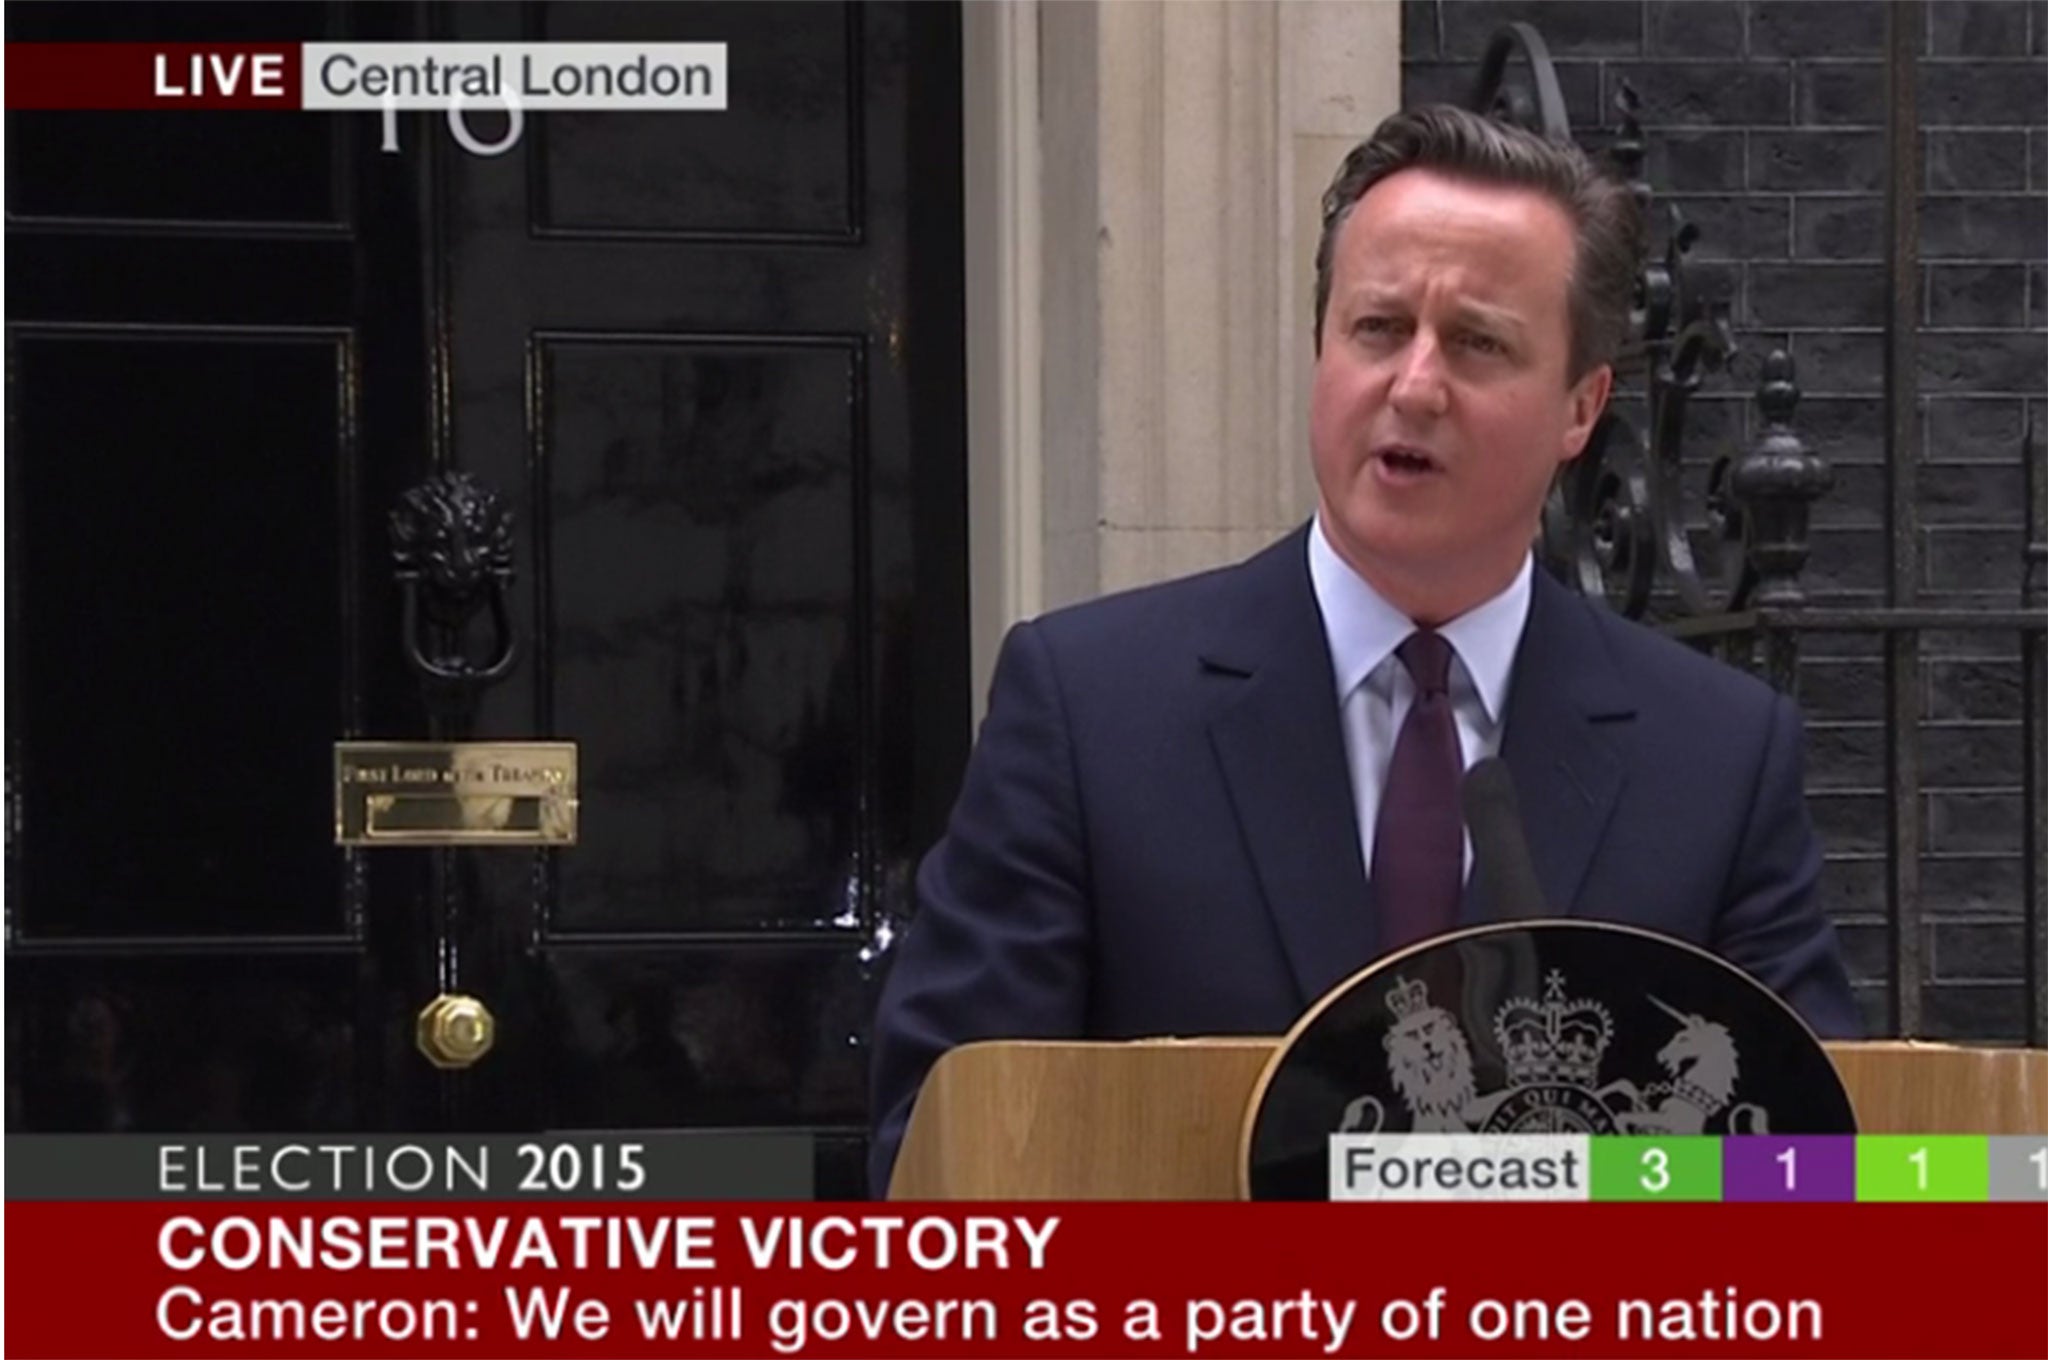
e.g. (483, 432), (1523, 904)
(6, 1202), (2046, 1359)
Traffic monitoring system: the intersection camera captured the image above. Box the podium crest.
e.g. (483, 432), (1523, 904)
(1340, 968), (1772, 1136)
(1245, 923), (1854, 1197)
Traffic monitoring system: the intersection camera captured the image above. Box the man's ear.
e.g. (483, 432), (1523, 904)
(1560, 363), (1613, 463)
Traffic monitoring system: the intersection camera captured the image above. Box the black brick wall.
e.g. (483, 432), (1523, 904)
(1404, 1), (2048, 1039)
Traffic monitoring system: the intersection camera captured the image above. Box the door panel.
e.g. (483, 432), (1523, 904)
(4, 2), (345, 229)
(537, 337), (865, 936)
(6, 116), (343, 227)
(11, 332), (352, 939)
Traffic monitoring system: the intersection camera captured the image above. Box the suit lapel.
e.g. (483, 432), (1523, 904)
(1200, 537), (1637, 1001)
(1201, 528), (1374, 1007)
(1465, 569), (1635, 923)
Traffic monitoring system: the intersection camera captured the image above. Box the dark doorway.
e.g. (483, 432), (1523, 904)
(5, 0), (970, 1198)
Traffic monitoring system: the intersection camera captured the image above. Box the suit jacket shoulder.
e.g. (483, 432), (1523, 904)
(1023, 529), (1326, 702)
(1566, 584), (1783, 724)
(1028, 547), (1273, 671)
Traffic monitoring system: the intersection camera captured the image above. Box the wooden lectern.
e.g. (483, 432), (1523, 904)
(888, 1039), (2048, 1199)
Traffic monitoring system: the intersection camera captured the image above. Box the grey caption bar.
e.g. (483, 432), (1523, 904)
(5, 1131), (813, 1201)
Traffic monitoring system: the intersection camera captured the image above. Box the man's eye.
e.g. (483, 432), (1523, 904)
(1459, 331), (1506, 355)
(1355, 316), (1402, 337)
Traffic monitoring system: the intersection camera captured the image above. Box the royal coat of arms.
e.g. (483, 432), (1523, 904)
(1338, 970), (1771, 1137)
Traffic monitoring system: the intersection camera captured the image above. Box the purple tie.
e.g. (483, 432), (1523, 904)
(1372, 630), (1463, 951)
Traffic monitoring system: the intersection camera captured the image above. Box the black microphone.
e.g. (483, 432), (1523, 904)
(1460, 756), (1549, 920)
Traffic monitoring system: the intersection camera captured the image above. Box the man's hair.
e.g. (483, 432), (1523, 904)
(1312, 104), (1642, 381)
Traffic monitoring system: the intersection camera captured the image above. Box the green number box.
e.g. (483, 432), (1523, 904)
(1589, 1137), (1722, 1201)
(1854, 1136), (1990, 1201)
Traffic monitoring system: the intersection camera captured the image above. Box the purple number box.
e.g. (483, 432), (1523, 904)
(1723, 1136), (1856, 1202)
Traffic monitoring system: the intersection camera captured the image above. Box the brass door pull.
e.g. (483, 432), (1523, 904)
(416, 993), (496, 1069)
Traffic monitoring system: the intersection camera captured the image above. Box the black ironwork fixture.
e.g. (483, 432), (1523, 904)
(1475, 25), (1830, 676)
(388, 470), (518, 722)
(1470, 12), (2048, 1043)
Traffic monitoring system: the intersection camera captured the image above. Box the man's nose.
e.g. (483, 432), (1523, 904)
(1387, 333), (1449, 418)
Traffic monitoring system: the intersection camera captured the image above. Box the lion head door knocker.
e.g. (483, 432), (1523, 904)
(389, 471), (518, 704)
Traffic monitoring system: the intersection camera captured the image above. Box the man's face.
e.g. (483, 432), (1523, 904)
(1309, 168), (1611, 616)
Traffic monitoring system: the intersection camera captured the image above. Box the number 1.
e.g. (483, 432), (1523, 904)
(1777, 1146), (1797, 1191)
(2030, 1147), (2046, 1191)
(1908, 1146), (1929, 1192)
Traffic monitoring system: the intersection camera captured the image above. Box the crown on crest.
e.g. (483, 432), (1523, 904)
(1385, 975), (1432, 1022)
(1494, 969), (1613, 1088)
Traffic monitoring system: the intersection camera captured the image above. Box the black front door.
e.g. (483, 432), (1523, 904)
(5, 0), (967, 1198)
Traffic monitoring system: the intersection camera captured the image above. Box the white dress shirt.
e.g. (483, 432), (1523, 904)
(1306, 515), (1534, 880)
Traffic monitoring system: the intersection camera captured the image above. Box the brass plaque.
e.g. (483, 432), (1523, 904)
(334, 742), (577, 846)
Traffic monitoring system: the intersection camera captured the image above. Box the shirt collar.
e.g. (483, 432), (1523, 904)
(1306, 514), (1533, 725)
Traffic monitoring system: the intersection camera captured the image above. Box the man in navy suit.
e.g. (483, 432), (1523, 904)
(870, 106), (1857, 1195)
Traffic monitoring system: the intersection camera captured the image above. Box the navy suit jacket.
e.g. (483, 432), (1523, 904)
(869, 524), (1858, 1194)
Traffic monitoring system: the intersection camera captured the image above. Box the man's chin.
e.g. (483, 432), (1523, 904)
(1325, 513), (1461, 579)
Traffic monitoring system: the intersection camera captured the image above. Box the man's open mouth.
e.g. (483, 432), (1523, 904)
(1374, 445), (1442, 474)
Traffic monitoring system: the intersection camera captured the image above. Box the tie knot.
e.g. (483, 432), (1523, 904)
(1396, 629), (1453, 697)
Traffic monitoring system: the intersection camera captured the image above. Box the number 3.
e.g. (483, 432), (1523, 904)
(1639, 1147), (1670, 1193)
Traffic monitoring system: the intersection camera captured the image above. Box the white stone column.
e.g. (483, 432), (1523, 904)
(964, 1), (1404, 696)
